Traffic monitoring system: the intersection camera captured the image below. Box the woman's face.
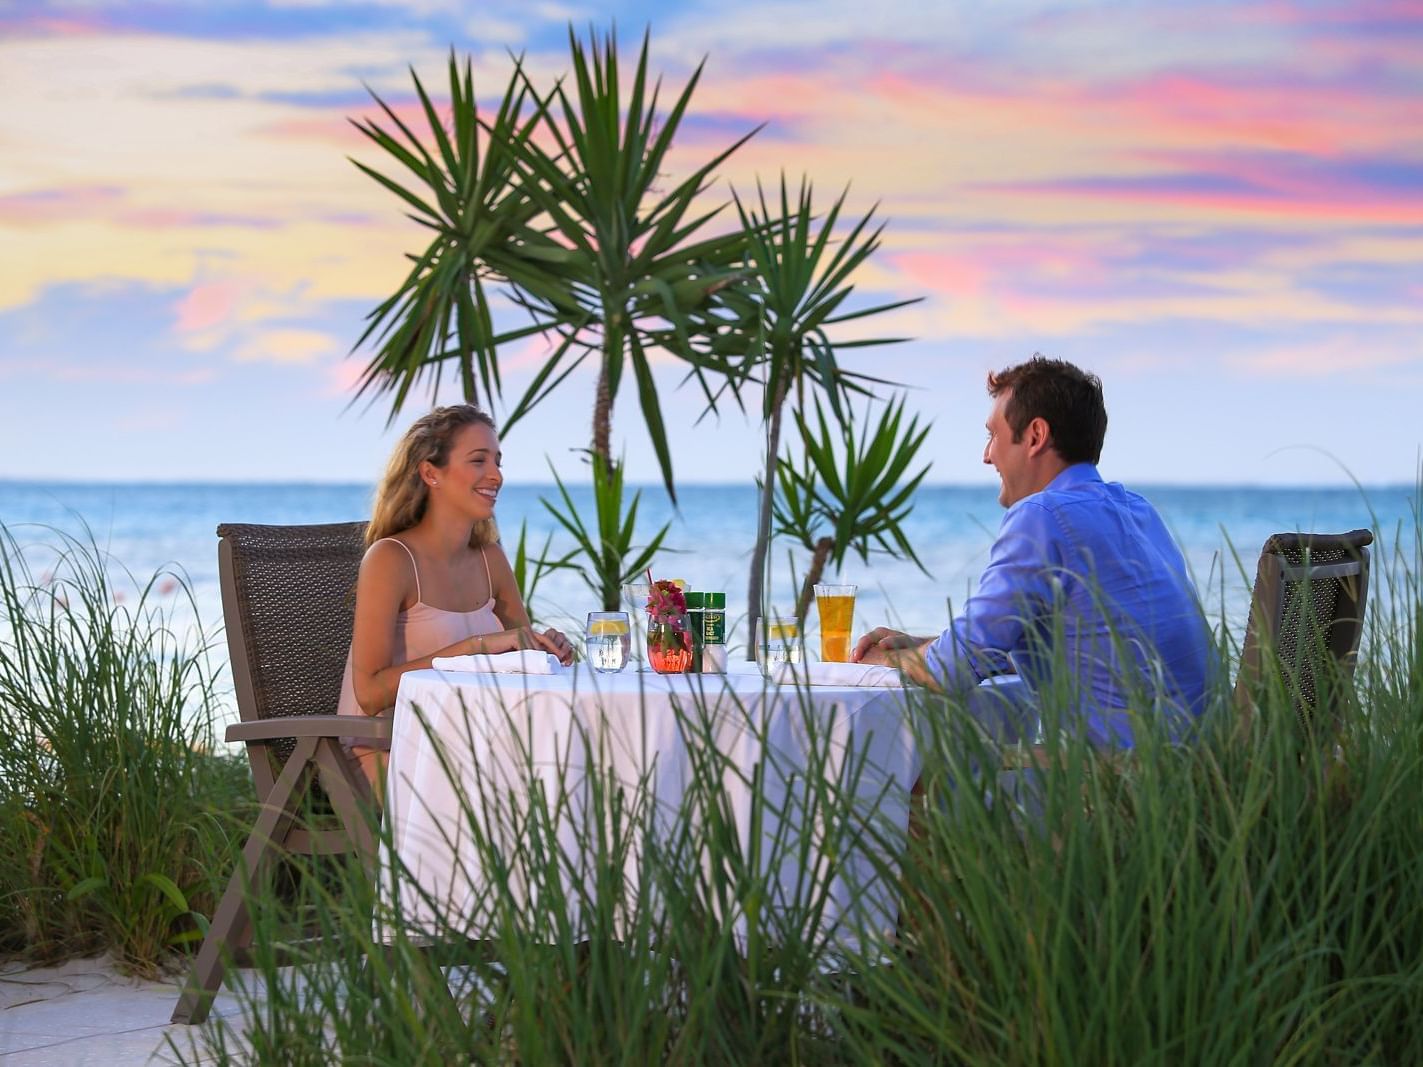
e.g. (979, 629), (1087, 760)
(427, 421), (502, 521)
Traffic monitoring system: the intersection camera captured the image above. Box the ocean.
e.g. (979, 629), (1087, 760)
(2, 479), (1415, 664)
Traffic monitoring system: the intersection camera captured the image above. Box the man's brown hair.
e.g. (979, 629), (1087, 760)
(987, 354), (1107, 465)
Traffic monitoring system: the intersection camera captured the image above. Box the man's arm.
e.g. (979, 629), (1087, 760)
(878, 502), (1062, 691)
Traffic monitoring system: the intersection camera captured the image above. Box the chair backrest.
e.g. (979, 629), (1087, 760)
(218, 521), (367, 772)
(1233, 528), (1372, 732)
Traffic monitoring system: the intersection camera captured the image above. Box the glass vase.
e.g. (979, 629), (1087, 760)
(647, 612), (693, 674)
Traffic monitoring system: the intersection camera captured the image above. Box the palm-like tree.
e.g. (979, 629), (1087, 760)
(721, 176), (918, 657)
(507, 28), (758, 499)
(773, 395), (933, 622)
(349, 54), (567, 417)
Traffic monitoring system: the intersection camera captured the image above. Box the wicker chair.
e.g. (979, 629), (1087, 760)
(1233, 528), (1373, 734)
(171, 521), (391, 1025)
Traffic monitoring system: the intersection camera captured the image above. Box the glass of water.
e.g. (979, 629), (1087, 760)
(585, 611), (631, 674)
(756, 609), (803, 673)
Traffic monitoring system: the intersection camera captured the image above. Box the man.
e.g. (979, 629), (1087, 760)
(853, 356), (1215, 747)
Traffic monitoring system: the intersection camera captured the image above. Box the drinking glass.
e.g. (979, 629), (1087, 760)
(756, 609), (802, 672)
(621, 583), (651, 667)
(585, 611), (631, 674)
(814, 583), (856, 662)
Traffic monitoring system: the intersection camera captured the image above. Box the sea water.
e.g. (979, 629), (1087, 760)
(1, 478), (1415, 701)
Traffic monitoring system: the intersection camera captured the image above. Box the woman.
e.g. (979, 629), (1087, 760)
(336, 404), (574, 787)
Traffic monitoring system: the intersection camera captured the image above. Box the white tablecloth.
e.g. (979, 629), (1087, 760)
(379, 663), (920, 951)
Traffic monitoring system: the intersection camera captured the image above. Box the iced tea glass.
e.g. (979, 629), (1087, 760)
(814, 583), (856, 662)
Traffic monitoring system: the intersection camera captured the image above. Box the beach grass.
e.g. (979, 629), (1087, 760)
(3, 513), (1421, 1062)
(178, 510), (1423, 1065)
(0, 521), (248, 975)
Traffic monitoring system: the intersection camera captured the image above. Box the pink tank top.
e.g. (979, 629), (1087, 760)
(337, 538), (503, 749)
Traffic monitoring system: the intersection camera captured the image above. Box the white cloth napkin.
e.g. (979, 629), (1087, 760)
(772, 661), (904, 688)
(431, 650), (563, 675)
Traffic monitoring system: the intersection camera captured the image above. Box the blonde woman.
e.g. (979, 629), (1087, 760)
(336, 404), (574, 787)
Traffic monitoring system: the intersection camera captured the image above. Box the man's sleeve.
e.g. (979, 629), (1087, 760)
(922, 501), (1061, 690)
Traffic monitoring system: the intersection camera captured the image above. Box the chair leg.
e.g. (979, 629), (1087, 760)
(171, 739), (317, 1024)
(314, 738), (379, 861)
(170, 854), (258, 1024)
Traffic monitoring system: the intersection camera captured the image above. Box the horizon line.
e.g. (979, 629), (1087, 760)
(2, 476), (1417, 493)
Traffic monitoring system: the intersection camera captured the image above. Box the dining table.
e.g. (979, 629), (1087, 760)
(379, 660), (921, 952)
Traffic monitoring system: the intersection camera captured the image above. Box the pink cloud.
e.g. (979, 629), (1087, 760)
(262, 116), (370, 150)
(865, 49), (1418, 161)
(173, 282), (242, 333)
(893, 252), (989, 297)
(0, 186), (278, 230)
(892, 240), (1113, 300)
(1255, 0), (1423, 25)
(324, 357), (367, 398)
(0, 14), (107, 38)
(0, 186), (124, 226)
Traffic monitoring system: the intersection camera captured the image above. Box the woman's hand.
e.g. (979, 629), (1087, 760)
(468, 626), (574, 665)
(537, 627), (574, 666)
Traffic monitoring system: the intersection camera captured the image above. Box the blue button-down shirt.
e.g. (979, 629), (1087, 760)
(923, 464), (1215, 746)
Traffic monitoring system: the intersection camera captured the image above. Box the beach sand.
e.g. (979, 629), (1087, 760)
(0, 956), (254, 1065)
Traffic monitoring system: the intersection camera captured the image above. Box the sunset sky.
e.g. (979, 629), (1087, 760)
(2, 0), (1420, 487)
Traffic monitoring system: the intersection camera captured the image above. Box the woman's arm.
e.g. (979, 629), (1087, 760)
(486, 543), (574, 665)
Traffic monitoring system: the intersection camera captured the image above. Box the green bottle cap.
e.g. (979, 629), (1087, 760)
(685, 591), (705, 608)
(706, 592), (725, 609)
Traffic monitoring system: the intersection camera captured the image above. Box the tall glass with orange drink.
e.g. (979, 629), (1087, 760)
(814, 583), (856, 662)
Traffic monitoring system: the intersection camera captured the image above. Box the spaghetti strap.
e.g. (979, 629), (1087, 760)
(379, 537), (422, 604)
(479, 545), (493, 603)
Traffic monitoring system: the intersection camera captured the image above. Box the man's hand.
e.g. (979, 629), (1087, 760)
(852, 627), (923, 663)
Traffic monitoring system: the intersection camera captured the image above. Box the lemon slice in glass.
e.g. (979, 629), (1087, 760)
(588, 618), (630, 636)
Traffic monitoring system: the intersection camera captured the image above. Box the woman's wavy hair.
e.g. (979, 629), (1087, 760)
(367, 404), (499, 548)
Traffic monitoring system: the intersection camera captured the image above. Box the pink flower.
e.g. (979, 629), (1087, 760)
(645, 579), (686, 624)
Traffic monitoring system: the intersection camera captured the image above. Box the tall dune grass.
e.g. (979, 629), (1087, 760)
(6, 512), (1419, 1062)
(0, 521), (248, 974)
(186, 508), (1423, 1065)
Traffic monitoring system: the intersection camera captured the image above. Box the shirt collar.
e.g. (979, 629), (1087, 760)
(1045, 462), (1102, 491)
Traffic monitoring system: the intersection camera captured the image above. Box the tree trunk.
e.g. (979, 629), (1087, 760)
(591, 360), (614, 480)
(796, 536), (835, 624)
(591, 319), (620, 610)
(745, 384), (788, 659)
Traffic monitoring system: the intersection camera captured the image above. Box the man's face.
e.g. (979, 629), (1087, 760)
(983, 390), (1032, 508)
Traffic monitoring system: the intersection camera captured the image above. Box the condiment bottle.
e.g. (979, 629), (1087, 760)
(685, 591), (706, 672)
(701, 592), (727, 673)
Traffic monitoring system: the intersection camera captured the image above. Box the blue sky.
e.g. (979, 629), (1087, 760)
(2, 0), (1420, 487)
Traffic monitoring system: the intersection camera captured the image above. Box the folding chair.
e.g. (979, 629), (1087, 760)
(171, 521), (390, 1025)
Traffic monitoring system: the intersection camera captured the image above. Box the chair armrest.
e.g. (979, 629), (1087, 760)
(226, 715), (393, 743)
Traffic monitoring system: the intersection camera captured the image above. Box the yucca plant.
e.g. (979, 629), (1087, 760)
(773, 394), (932, 622)
(506, 27), (758, 498)
(511, 519), (578, 626)
(542, 454), (673, 610)
(718, 175), (918, 657)
(350, 52), (573, 417)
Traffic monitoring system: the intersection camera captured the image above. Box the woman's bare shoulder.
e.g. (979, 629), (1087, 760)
(360, 537), (416, 579)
